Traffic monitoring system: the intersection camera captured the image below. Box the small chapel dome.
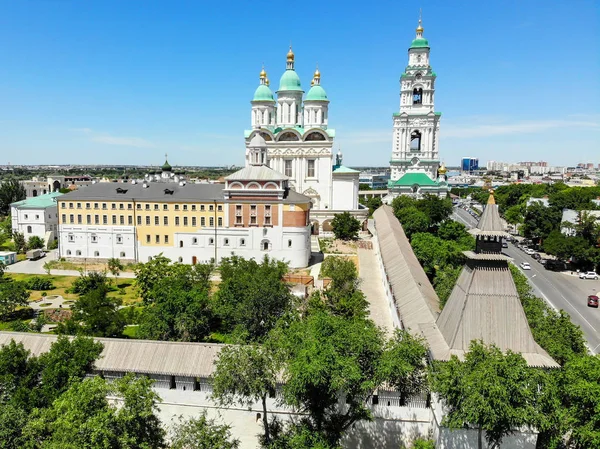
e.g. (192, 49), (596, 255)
(438, 163), (447, 175)
(253, 84), (275, 102)
(278, 70), (302, 92)
(305, 85), (328, 101)
(249, 133), (267, 148)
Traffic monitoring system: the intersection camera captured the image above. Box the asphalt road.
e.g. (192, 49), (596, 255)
(453, 206), (600, 354)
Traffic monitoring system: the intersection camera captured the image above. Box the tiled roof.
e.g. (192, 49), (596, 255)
(0, 332), (223, 378)
(436, 263), (558, 368)
(57, 182), (224, 202)
(11, 192), (63, 209)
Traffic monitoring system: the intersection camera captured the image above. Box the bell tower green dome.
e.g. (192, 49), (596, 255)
(278, 70), (302, 92)
(305, 85), (328, 101)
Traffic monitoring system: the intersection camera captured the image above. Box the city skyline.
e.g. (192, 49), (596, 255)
(0, 0), (598, 167)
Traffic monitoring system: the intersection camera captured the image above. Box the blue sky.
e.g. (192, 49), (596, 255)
(0, 0), (598, 167)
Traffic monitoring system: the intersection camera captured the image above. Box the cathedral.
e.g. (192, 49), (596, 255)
(386, 17), (449, 200)
(244, 48), (367, 234)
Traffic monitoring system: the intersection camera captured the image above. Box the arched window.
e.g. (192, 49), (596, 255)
(179, 240), (183, 248)
(94, 251), (100, 257)
(32, 189), (38, 197)
(278, 131), (299, 141)
(240, 238), (246, 246)
(76, 250), (81, 256)
(120, 252), (126, 258)
(192, 237), (198, 245)
(66, 250), (71, 255)
(305, 132), (326, 141)
(410, 130), (422, 151)
(412, 88), (423, 105)
(27, 225), (32, 233)
(178, 257), (183, 263)
(261, 240), (270, 251)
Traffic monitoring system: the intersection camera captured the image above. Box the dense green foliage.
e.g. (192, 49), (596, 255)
(331, 211), (361, 240)
(27, 235), (45, 250)
(320, 256), (368, 318)
(169, 412), (240, 449)
(391, 195), (473, 307)
(214, 256), (293, 342)
(61, 287), (126, 338)
(23, 276), (54, 291)
(0, 178), (26, 217)
(69, 270), (111, 295)
(359, 195), (382, 216)
(431, 341), (540, 449)
(0, 278), (30, 319)
(107, 257), (124, 277)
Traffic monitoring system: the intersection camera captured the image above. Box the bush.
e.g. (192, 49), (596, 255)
(412, 437), (436, 449)
(47, 239), (59, 250)
(24, 277), (54, 291)
(3, 307), (34, 321)
(27, 235), (45, 250)
(331, 211), (361, 240)
(41, 291), (47, 297)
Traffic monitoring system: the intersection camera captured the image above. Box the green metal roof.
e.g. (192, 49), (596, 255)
(410, 38), (430, 48)
(332, 165), (359, 174)
(162, 159), (172, 171)
(11, 192), (63, 209)
(393, 172), (439, 187)
(278, 70), (303, 92)
(305, 85), (328, 101)
(252, 84), (275, 102)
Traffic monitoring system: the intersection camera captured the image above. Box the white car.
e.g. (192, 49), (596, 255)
(520, 262), (531, 270)
(525, 248), (536, 255)
(579, 271), (599, 280)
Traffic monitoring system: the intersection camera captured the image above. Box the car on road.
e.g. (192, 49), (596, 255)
(588, 295), (599, 308)
(525, 248), (536, 255)
(545, 260), (566, 271)
(502, 242), (508, 248)
(579, 271), (599, 280)
(532, 253), (541, 261)
(520, 262), (531, 270)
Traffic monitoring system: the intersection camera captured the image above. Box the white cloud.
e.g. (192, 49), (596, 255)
(72, 128), (154, 148)
(443, 118), (600, 139)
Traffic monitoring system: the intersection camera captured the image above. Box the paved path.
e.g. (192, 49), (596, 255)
(357, 246), (394, 335)
(453, 206), (600, 354)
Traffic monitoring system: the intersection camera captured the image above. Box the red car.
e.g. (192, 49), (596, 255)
(588, 295), (599, 308)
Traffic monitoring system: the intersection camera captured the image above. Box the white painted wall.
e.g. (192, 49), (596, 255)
(11, 205), (58, 242)
(59, 225), (136, 260)
(332, 175), (359, 210)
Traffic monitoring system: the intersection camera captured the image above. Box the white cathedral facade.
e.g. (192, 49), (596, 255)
(244, 48), (367, 234)
(386, 18), (449, 200)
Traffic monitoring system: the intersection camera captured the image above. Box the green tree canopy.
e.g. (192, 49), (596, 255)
(61, 287), (125, 338)
(0, 178), (26, 216)
(320, 256), (368, 318)
(431, 341), (539, 449)
(395, 207), (430, 239)
(214, 256), (292, 342)
(27, 235), (44, 250)
(331, 212), (361, 240)
(169, 412), (240, 449)
(0, 280), (30, 320)
(107, 257), (124, 277)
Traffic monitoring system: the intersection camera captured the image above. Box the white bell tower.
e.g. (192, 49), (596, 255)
(390, 14), (441, 183)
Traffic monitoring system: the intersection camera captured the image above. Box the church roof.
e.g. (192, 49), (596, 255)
(436, 263), (558, 368)
(410, 37), (430, 48)
(225, 165), (288, 182)
(305, 85), (328, 101)
(393, 172), (439, 187)
(332, 165), (359, 174)
(278, 69), (303, 92)
(253, 84), (275, 102)
(162, 159), (172, 171)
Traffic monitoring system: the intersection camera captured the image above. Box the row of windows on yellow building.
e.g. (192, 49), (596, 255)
(60, 201), (223, 212)
(61, 214), (224, 227)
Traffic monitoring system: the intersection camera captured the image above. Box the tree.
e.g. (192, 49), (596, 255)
(522, 202), (561, 243)
(169, 412), (240, 449)
(211, 344), (278, 444)
(378, 330), (429, 405)
(391, 195), (417, 215)
(503, 204), (524, 226)
(415, 194), (453, 227)
(273, 310), (386, 446)
(70, 270), (110, 295)
(42, 261), (51, 276)
(0, 280), (30, 320)
(431, 341), (539, 449)
(138, 274), (213, 342)
(12, 231), (26, 254)
(410, 233), (465, 278)
(0, 178), (26, 216)
(331, 212), (361, 240)
(22, 374), (166, 449)
(62, 287), (125, 338)
(36, 335), (103, 407)
(395, 207), (430, 239)
(560, 355), (600, 448)
(433, 265), (462, 308)
(320, 256), (368, 318)
(214, 256), (293, 342)
(107, 257), (124, 277)
(27, 236), (44, 250)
